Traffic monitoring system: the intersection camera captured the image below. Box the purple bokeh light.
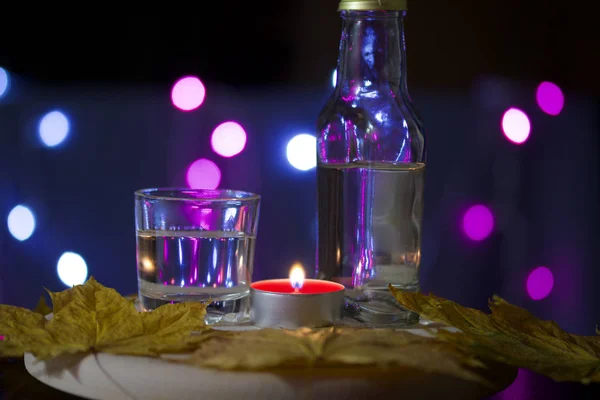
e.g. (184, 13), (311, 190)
(536, 81), (564, 116)
(526, 266), (554, 300)
(501, 108), (531, 144)
(497, 369), (529, 399)
(462, 205), (494, 241)
(171, 76), (206, 111)
(183, 206), (214, 230)
(186, 158), (221, 189)
(211, 121), (247, 158)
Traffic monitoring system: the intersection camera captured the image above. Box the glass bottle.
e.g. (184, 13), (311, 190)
(316, 0), (425, 325)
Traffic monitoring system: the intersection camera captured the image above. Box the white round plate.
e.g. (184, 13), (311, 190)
(24, 322), (515, 400)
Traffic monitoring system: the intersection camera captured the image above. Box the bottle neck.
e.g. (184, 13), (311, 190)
(336, 10), (407, 95)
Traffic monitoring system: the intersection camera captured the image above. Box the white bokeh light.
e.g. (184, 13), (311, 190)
(57, 252), (88, 287)
(7, 205), (36, 241)
(39, 110), (70, 147)
(211, 121), (247, 158)
(0, 67), (9, 99)
(286, 134), (316, 171)
(331, 69), (337, 88)
(501, 108), (531, 144)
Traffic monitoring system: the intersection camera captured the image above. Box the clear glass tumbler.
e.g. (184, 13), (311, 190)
(134, 188), (260, 324)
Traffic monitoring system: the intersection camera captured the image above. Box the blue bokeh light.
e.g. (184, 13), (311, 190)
(7, 205), (36, 241)
(39, 110), (71, 147)
(0, 67), (9, 99)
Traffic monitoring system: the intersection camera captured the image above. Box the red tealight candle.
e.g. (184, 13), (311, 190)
(251, 264), (344, 295)
(250, 264), (345, 329)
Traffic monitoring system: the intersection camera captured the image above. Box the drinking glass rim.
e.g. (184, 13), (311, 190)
(135, 188), (260, 202)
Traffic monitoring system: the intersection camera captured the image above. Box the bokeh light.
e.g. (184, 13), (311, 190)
(171, 76), (206, 111)
(526, 266), (554, 300)
(501, 108), (531, 144)
(0, 67), (9, 99)
(286, 134), (317, 171)
(462, 205), (494, 241)
(183, 206), (214, 230)
(39, 110), (70, 147)
(211, 121), (247, 158)
(186, 158), (221, 189)
(57, 252), (88, 287)
(536, 81), (564, 116)
(7, 205), (36, 241)
(332, 69), (337, 88)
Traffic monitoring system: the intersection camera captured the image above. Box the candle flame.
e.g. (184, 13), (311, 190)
(289, 263), (305, 291)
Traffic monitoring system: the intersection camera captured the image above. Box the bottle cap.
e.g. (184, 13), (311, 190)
(338, 0), (408, 11)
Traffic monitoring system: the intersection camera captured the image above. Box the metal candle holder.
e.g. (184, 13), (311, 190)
(250, 278), (345, 329)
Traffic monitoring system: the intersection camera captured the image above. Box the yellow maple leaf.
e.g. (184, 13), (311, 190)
(186, 327), (515, 389)
(32, 295), (52, 316)
(0, 305), (56, 358)
(0, 277), (208, 360)
(389, 286), (600, 383)
(123, 293), (138, 304)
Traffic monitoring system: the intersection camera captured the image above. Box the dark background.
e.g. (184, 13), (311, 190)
(0, 1), (597, 92)
(1, 1), (599, 399)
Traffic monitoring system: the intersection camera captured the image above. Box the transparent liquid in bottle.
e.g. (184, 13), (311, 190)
(317, 162), (423, 325)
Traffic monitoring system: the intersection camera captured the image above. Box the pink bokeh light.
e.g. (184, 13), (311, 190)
(186, 159), (221, 189)
(0, 335), (4, 341)
(526, 266), (554, 300)
(462, 205), (494, 241)
(211, 121), (247, 158)
(536, 81), (564, 116)
(171, 76), (206, 111)
(183, 206), (214, 230)
(501, 108), (531, 144)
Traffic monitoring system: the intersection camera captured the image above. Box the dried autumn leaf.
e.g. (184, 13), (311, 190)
(102, 300), (210, 356)
(33, 295), (52, 316)
(123, 294), (138, 304)
(186, 327), (510, 387)
(189, 328), (322, 369)
(323, 327), (485, 371)
(389, 286), (600, 383)
(0, 277), (209, 360)
(0, 306), (56, 358)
